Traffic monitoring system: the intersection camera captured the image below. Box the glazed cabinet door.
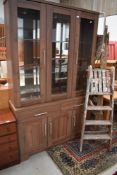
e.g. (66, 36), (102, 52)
(72, 12), (98, 96)
(21, 116), (47, 158)
(46, 5), (75, 101)
(16, 1), (46, 106)
(48, 110), (72, 147)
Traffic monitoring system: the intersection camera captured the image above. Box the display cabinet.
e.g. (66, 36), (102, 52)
(4, 0), (99, 161)
(4, 0), (98, 107)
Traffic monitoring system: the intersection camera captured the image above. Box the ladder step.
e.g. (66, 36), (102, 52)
(89, 92), (112, 95)
(84, 129), (109, 134)
(85, 120), (112, 125)
(83, 134), (111, 140)
(87, 106), (112, 111)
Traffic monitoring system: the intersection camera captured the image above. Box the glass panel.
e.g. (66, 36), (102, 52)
(52, 13), (70, 94)
(76, 18), (94, 91)
(18, 8), (40, 100)
(0, 61), (7, 86)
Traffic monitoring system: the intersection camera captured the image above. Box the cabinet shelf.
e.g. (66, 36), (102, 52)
(52, 41), (69, 43)
(52, 57), (68, 60)
(20, 89), (40, 95)
(0, 58), (6, 61)
(19, 64), (39, 69)
(18, 38), (40, 41)
(53, 77), (67, 81)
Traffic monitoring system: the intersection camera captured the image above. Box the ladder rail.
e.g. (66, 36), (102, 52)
(109, 67), (115, 148)
(80, 66), (92, 152)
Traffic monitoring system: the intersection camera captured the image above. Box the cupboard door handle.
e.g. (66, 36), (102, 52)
(73, 115), (76, 127)
(75, 16), (80, 64)
(33, 57), (40, 59)
(49, 122), (52, 136)
(73, 104), (84, 108)
(44, 123), (47, 137)
(43, 49), (46, 65)
(34, 112), (47, 117)
(76, 16), (80, 19)
(76, 51), (78, 64)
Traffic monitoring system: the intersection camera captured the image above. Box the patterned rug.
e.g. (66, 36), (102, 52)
(48, 125), (117, 175)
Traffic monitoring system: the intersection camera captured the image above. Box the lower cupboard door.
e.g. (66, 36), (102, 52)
(48, 111), (72, 147)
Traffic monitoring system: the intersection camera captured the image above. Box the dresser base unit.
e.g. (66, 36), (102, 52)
(10, 96), (84, 161)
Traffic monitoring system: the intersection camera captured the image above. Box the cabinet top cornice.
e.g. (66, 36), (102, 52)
(4, 0), (100, 15)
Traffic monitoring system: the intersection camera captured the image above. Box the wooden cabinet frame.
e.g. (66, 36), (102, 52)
(4, 0), (99, 161)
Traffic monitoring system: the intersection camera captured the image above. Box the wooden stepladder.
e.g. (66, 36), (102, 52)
(80, 65), (115, 152)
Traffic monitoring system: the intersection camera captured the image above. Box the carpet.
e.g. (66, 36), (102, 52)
(48, 125), (117, 175)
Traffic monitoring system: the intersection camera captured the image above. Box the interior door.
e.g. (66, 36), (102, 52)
(72, 11), (98, 96)
(46, 5), (75, 101)
(17, 1), (46, 105)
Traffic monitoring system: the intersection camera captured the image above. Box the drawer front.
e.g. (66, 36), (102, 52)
(0, 150), (19, 168)
(61, 97), (84, 111)
(0, 123), (16, 136)
(17, 104), (60, 122)
(0, 141), (18, 154)
(0, 134), (17, 145)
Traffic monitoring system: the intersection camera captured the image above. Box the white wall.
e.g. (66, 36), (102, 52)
(0, 1), (6, 79)
(61, 0), (117, 16)
(106, 16), (117, 41)
(98, 15), (117, 41)
(0, 0), (4, 23)
(0, 0), (60, 23)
